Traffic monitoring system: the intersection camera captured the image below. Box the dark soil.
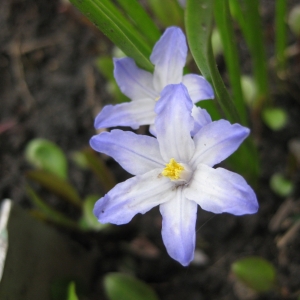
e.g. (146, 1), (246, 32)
(1, 0), (300, 299)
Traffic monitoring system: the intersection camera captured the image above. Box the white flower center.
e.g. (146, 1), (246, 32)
(162, 158), (192, 183)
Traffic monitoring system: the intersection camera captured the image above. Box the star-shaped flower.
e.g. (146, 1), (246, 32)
(94, 26), (214, 135)
(90, 84), (258, 266)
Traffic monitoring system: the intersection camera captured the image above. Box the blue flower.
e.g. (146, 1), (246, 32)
(94, 26), (214, 135)
(90, 84), (258, 266)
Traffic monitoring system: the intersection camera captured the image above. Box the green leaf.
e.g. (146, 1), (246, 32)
(270, 173), (294, 197)
(262, 107), (288, 131)
(186, 0), (259, 183)
(185, 0), (240, 124)
(79, 195), (109, 231)
(231, 257), (277, 293)
(115, 0), (161, 45)
(104, 273), (159, 300)
(26, 185), (79, 229)
(211, 28), (223, 56)
(81, 148), (117, 193)
(69, 0), (153, 71)
(214, 0), (247, 126)
(25, 138), (68, 180)
(147, 0), (184, 28)
(51, 278), (85, 300)
(229, 0), (269, 107)
(25, 170), (82, 208)
(67, 282), (79, 300)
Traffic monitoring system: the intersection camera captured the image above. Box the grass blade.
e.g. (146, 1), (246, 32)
(26, 170), (82, 208)
(230, 0), (269, 108)
(185, 0), (259, 182)
(147, 0), (184, 28)
(70, 0), (153, 71)
(214, 0), (248, 126)
(185, 0), (240, 124)
(26, 185), (79, 229)
(115, 0), (161, 45)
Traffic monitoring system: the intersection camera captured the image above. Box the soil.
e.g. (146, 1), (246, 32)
(1, 0), (300, 299)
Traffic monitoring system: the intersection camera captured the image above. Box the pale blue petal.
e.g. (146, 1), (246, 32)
(150, 27), (187, 91)
(178, 0), (186, 8)
(183, 74), (214, 103)
(94, 168), (173, 225)
(160, 187), (197, 266)
(190, 119), (250, 167)
(152, 105), (212, 137)
(114, 57), (157, 100)
(149, 123), (157, 136)
(155, 84), (195, 163)
(94, 99), (155, 130)
(185, 164), (258, 215)
(191, 106), (212, 136)
(90, 130), (165, 175)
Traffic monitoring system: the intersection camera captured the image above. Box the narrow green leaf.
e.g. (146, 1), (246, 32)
(245, 0), (269, 105)
(95, 0), (152, 55)
(185, 0), (240, 124)
(51, 279), (82, 300)
(25, 139), (68, 180)
(214, 0), (248, 126)
(67, 282), (79, 300)
(232, 257), (277, 292)
(275, 0), (287, 72)
(229, 0), (249, 41)
(69, 0), (153, 71)
(115, 0), (161, 45)
(26, 185), (79, 229)
(147, 0), (184, 27)
(82, 148), (117, 193)
(230, 0), (269, 108)
(104, 273), (159, 300)
(26, 170), (82, 208)
(186, 0), (259, 183)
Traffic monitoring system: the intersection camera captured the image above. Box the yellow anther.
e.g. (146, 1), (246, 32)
(162, 158), (184, 180)
(155, 96), (160, 101)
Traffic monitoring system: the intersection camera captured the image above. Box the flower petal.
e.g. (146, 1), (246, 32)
(185, 164), (258, 215)
(94, 168), (173, 225)
(191, 106), (212, 136)
(94, 99), (155, 130)
(183, 74), (214, 103)
(90, 130), (165, 175)
(114, 57), (157, 100)
(160, 187), (197, 266)
(155, 84), (195, 163)
(150, 27), (187, 91)
(191, 119), (250, 167)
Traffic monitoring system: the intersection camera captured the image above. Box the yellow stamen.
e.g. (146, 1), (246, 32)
(162, 158), (184, 180)
(155, 96), (160, 101)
